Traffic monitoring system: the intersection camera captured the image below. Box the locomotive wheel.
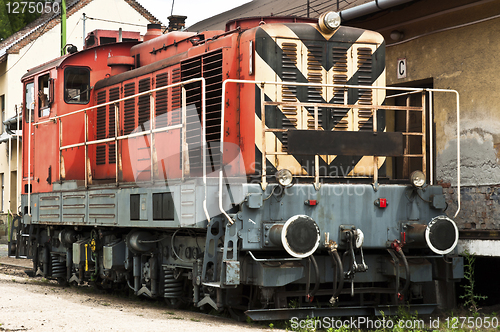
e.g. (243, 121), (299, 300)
(57, 277), (68, 287)
(165, 297), (188, 309)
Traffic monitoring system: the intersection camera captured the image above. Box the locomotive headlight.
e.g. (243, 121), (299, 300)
(410, 170), (426, 188)
(318, 11), (341, 33)
(275, 169), (293, 187)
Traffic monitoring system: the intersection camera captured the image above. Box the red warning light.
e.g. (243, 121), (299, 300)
(374, 198), (388, 208)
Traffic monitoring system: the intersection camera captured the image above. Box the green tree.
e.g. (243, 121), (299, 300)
(0, 0), (46, 42)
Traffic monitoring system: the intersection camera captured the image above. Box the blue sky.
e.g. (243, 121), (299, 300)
(136, 0), (252, 27)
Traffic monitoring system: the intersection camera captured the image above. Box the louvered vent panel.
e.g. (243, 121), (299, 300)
(96, 91), (107, 165)
(306, 44), (323, 130)
(138, 78), (151, 131)
(281, 42), (298, 151)
(332, 47), (349, 130)
(155, 72), (169, 128)
(123, 83), (136, 135)
(108, 87), (119, 164)
(202, 51), (223, 170)
(171, 67), (181, 125)
(180, 50), (223, 174)
(182, 56), (202, 174)
(357, 47), (373, 130)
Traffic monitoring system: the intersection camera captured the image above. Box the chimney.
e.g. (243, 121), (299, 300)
(168, 15), (187, 32)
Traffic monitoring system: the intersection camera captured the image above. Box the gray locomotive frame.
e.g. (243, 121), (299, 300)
(21, 177), (464, 319)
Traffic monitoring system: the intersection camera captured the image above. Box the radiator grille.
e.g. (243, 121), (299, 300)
(123, 83), (136, 135)
(171, 67), (181, 125)
(357, 47), (373, 130)
(96, 91), (107, 165)
(332, 47), (349, 130)
(306, 44), (324, 130)
(138, 78), (151, 131)
(281, 42), (298, 151)
(180, 50), (223, 174)
(155, 72), (169, 128)
(108, 87), (119, 164)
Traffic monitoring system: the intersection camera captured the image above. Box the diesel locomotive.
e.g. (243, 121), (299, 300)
(12, 11), (463, 320)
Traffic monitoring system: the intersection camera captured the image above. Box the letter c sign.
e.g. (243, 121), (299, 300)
(397, 58), (407, 79)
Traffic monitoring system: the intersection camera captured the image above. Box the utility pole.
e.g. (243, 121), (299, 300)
(82, 13), (86, 49)
(307, 0), (310, 18)
(61, 0), (66, 55)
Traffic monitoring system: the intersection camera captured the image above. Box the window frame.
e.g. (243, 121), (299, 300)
(37, 73), (52, 118)
(25, 81), (35, 123)
(64, 67), (91, 105)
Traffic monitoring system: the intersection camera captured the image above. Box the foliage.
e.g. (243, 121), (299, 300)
(0, 0), (45, 42)
(459, 249), (487, 313)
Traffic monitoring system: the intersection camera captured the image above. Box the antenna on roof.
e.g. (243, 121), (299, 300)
(171, 0), (175, 16)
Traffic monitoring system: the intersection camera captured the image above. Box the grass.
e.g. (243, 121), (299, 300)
(280, 307), (500, 332)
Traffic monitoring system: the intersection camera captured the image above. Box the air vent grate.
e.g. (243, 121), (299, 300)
(123, 82), (136, 135)
(357, 47), (373, 130)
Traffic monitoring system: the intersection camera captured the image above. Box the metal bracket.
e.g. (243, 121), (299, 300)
(197, 293), (218, 310)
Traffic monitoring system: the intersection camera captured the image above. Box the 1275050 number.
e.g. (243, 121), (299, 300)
(6, 1), (60, 15)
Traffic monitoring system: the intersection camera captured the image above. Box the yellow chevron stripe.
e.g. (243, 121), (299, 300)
(254, 27), (387, 176)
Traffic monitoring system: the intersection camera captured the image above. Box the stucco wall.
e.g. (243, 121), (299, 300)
(347, 0), (500, 230)
(386, 16), (500, 188)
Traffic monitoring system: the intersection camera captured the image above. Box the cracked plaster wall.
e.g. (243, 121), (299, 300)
(380, 6), (500, 229)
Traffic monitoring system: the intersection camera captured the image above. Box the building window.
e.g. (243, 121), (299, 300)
(64, 67), (90, 104)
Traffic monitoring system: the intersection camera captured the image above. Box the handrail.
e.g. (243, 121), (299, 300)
(426, 88), (461, 218)
(36, 78), (206, 125)
(219, 80), (461, 221)
(27, 78), (210, 223)
(55, 78), (205, 184)
(28, 102), (34, 216)
(17, 106), (21, 213)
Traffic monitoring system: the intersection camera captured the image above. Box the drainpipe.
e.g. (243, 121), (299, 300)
(82, 13), (86, 49)
(340, 0), (414, 21)
(61, 0), (66, 56)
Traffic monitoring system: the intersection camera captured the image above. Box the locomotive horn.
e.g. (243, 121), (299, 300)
(269, 215), (321, 258)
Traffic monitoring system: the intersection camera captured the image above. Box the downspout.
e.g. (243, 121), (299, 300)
(340, 0), (414, 21)
(61, 0), (66, 56)
(82, 13), (86, 49)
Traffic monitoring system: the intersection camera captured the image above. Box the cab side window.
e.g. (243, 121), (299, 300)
(25, 82), (34, 123)
(38, 74), (51, 117)
(64, 67), (90, 104)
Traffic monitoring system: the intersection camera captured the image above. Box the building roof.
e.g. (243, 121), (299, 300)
(0, 0), (160, 63)
(188, 0), (372, 32)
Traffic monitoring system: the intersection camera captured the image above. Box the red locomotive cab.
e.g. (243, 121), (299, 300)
(22, 60), (62, 195)
(21, 41), (138, 195)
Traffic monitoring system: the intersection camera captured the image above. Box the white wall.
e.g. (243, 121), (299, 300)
(0, 0), (153, 214)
